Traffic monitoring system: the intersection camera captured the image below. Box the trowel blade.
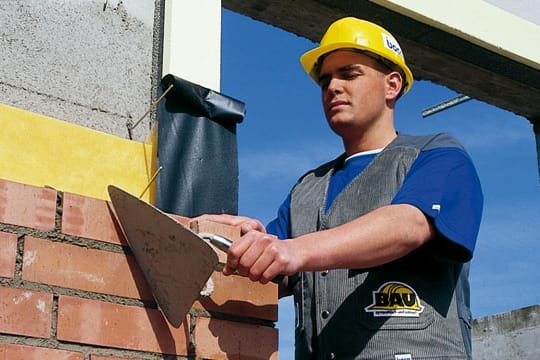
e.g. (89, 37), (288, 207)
(107, 185), (219, 328)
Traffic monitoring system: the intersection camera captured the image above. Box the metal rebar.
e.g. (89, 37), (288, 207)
(127, 84), (174, 139)
(422, 95), (471, 118)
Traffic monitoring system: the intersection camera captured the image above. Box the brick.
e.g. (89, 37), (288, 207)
(0, 286), (53, 338)
(61, 192), (125, 245)
(190, 220), (278, 321)
(0, 232), (17, 278)
(195, 271), (278, 321)
(191, 219), (241, 241)
(22, 236), (153, 300)
(168, 214), (191, 226)
(0, 343), (84, 359)
(61, 193), (192, 247)
(90, 355), (138, 360)
(0, 179), (56, 231)
(195, 317), (278, 360)
(57, 296), (189, 355)
(190, 219), (242, 264)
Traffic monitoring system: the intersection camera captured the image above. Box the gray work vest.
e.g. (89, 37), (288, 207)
(289, 134), (470, 360)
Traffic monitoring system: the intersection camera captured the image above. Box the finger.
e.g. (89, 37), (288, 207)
(253, 240), (285, 283)
(222, 264), (235, 276)
(193, 215), (266, 234)
(239, 219), (267, 234)
(225, 232), (255, 274)
(238, 233), (279, 281)
(193, 214), (240, 226)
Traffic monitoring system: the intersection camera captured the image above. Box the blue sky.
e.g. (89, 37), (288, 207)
(220, 9), (540, 357)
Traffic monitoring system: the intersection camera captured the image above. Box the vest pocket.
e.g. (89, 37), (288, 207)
(356, 275), (436, 331)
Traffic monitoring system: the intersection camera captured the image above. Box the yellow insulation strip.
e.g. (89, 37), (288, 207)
(0, 104), (157, 202)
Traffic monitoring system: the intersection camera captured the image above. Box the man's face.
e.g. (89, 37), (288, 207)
(318, 50), (390, 139)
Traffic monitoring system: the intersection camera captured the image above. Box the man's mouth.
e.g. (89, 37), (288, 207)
(328, 100), (348, 112)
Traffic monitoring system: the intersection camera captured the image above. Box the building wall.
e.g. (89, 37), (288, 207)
(0, 178), (278, 359)
(0, 0), (157, 142)
(1, 2), (278, 357)
(473, 304), (540, 360)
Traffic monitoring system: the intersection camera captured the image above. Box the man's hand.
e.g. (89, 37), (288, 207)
(194, 214), (298, 284)
(195, 214), (266, 235)
(224, 230), (299, 284)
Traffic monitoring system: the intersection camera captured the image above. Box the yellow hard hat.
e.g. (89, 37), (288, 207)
(300, 17), (414, 94)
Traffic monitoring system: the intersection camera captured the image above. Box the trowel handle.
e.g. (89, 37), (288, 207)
(200, 233), (233, 253)
(199, 233), (284, 284)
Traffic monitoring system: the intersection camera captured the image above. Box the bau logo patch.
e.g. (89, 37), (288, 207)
(365, 281), (424, 317)
(382, 33), (403, 56)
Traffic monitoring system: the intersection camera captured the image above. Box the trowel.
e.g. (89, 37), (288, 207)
(107, 185), (234, 328)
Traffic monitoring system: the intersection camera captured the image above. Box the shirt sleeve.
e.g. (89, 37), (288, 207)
(391, 147), (483, 262)
(266, 193), (292, 240)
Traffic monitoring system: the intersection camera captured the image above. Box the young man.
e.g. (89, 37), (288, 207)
(199, 17), (483, 360)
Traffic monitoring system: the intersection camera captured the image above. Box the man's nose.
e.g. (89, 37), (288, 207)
(327, 77), (343, 93)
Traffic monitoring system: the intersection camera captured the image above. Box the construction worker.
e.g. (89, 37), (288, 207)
(199, 17), (483, 359)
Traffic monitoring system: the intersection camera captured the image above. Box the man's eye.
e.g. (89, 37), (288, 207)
(343, 72), (360, 79)
(319, 78), (330, 89)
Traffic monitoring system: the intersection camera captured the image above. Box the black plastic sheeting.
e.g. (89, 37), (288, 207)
(533, 119), (540, 181)
(155, 74), (246, 217)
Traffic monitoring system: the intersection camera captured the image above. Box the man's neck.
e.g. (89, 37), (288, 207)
(343, 129), (397, 156)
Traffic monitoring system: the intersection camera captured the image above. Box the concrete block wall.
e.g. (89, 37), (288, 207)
(0, 178), (279, 359)
(0, 0), (158, 142)
(472, 304), (540, 360)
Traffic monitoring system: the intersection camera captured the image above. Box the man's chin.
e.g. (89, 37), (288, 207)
(328, 120), (355, 137)
(328, 114), (352, 126)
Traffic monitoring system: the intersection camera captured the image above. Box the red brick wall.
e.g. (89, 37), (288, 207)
(0, 178), (278, 359)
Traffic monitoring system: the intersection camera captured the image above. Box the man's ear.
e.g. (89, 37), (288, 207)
(386, 71), (403, 100)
